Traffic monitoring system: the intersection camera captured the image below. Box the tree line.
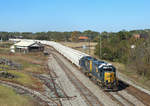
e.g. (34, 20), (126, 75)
(0, 30), (99, 42)
(94, 29), (150, 79)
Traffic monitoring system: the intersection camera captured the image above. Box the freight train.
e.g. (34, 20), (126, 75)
(79, 56), (118, 90)
(10, 39), (118, 90)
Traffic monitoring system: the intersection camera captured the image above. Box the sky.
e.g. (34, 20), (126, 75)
(0, 0), (150, 32)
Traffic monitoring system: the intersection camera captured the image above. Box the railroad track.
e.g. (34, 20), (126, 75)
(49, 47), (133, 106)
(45, 46), (76, 106)
(47, 64), (74, 106)
(89, 75), (135, 106)
(109, 92), (134, 106)
(88, 71), (148, 106)
(90, 72), (148, 106)
(31, 67), (74, 106)
(47, 65), (63, 106)
(118, 80), (150, 106)
(0, 80), (58, 106)
(52, 53), (103, 106)
(49, 46), (150, 106)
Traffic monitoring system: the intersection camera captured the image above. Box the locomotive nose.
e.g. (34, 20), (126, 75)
(105, 72), (114, 83)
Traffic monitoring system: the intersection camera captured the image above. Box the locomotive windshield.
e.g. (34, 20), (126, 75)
(103, 67), (113, 72)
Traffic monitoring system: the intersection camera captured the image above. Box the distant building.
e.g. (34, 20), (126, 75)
(14, 41), (44, 53)
(10, 45), (15, 53)
(79, 36), (89, 42)
(133, 34), (149, 39)
(133, 34), (140, 39)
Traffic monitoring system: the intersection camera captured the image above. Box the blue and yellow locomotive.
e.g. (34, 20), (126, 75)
(79, 56), (118, 90)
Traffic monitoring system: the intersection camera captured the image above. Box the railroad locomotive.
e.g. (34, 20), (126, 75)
(79, 56), (118, 90)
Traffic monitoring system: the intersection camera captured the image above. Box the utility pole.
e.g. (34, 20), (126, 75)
(89, 37), (90, 55)
(99, 35), (101, 59)
(0, 37), (2, 43)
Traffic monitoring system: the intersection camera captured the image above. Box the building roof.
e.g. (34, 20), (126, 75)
(10, 45), (15, 49)
(14, 41), (36, 47)
(79, 36), (89, 40)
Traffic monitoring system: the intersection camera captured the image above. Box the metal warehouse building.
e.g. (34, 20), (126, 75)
(14, 41), (44, 53)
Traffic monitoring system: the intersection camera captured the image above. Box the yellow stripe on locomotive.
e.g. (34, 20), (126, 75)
(90, 60), (92, 72)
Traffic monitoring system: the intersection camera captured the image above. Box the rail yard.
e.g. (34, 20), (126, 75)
(0, 39), (148, 106)
(47, 46), (149, 106)
(1, 0), (150, 105)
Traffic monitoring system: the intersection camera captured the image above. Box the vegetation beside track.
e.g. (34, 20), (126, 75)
(0, 41), (48, 104)
(64, 41), (150, 90)
(0, 85), (37, 106)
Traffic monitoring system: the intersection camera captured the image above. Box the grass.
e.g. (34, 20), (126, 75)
(0, 85), (36, 106)
(0, 42), (48, 105)
(0, 42), (13, 55)
(0, 41), (13, 48)
(0, 42), (47, 90)
(0, 64), (10, 68)
(0, 52), (47, 74)
(0, 70), (43, 91)
(0, 47), (10, 54)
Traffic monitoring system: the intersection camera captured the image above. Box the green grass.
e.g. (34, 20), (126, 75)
(0, 64), (10, 68)
(0, 52), (46, 91)
(0, 85), (35, 106)
(0, 42), (46, 105)
(0, 52), (47, 74)
(0, 70), (43, 91)
(0, 47), (10, 54)
(0, 42), (13, 48)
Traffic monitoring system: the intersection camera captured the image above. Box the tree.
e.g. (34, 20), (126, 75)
(127, 37), (150, 78)
(83, 30), (100, 41)
(71, 31), (80, 42)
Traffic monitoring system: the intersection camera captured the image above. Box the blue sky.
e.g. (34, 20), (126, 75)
(0, 0), (150, 32)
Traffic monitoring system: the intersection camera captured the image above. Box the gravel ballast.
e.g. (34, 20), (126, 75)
(48, 55), (88, 106)
(53, 52), (120, 106)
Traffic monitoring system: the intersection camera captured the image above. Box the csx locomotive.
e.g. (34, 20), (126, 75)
(79, 56), (118, 90)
